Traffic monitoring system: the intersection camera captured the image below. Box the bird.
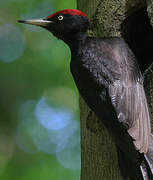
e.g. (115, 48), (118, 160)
(18, 9), (153, 179)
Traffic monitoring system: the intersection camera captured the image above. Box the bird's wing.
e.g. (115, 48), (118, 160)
(109, 80), (151, 153)
(107, 38), (151, 153)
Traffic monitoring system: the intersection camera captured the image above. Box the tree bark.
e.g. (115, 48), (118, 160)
(77, 0), (153, 180)
(146, 0), (153, 129)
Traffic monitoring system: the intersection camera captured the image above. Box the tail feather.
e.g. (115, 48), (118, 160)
(136, 134), (153, 180)
(145, 153), (153, 175)
(143, 134), (153, 177)
(117, 146), (144, 180)
(140, 156), (153, 180)
(117, 139), (153, 180)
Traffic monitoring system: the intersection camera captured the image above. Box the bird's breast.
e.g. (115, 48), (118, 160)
(70, 56), (112, 116)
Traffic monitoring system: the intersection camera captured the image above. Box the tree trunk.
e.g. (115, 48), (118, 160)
(77, 0), (153, 179)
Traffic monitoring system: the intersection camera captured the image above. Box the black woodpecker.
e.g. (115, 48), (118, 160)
(18, 9), (153, 180)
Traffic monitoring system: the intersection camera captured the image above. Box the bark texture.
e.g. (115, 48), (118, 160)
(146, 0), (153, 129)
(77, 0), (153, 179)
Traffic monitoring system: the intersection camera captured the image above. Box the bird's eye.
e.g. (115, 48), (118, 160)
(58, 15), (63, 21)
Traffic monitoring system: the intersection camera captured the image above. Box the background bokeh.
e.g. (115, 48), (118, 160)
(0, 0), (80, 179)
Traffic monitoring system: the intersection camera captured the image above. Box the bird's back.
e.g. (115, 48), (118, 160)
(70, 36), (151, 156)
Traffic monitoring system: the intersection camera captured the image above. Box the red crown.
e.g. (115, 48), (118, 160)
(47, 9), (88, 20)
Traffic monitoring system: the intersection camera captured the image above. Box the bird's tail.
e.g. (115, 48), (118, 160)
(141, 134), (153, 180)
(140, 155), (153, 180)
(117, 138), (153, 180)
(117, 147), (144, 180)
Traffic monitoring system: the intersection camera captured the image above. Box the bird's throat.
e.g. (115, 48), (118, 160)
(63, 32), (87, 52)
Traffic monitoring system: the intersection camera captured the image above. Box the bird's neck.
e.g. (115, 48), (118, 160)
(63, 32), (87, 52)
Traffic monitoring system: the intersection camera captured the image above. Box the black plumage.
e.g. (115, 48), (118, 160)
(71, 36), (150, 152)
(18, 9), (153, 179)
(70, 36), (152, 179)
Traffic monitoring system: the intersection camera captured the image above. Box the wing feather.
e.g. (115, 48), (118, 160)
(107, 38), (151, 153)
(109, 81), (151, 153)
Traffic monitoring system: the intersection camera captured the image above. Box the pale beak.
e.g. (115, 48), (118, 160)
(18, 19), (51, 27)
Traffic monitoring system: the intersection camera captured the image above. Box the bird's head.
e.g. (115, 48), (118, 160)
(18, 9), (89, 43)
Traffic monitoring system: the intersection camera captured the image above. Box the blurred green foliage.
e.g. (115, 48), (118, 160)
(0, 0), (80, 180)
